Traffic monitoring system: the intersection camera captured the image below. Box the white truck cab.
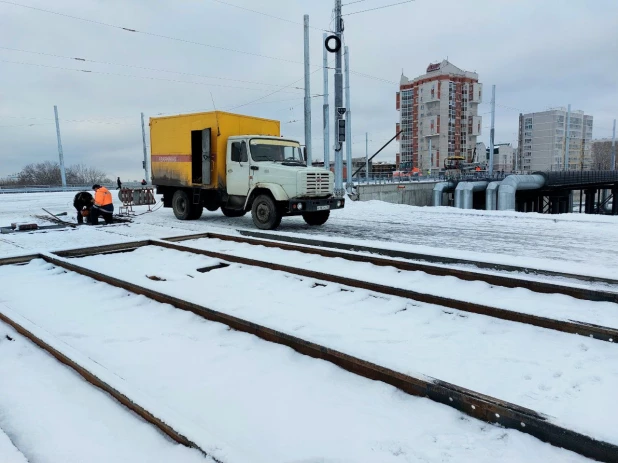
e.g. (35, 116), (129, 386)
(224, 135), (344, 229)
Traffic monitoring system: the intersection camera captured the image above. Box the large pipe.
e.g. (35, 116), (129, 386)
(486, 181), (502, 210)
(497, 174), (545, 211)
(433, 181), (455, 206)
(455, 181), (489, 209)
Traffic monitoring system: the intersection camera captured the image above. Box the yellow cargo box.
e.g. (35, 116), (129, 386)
(150, 111), (280, 189)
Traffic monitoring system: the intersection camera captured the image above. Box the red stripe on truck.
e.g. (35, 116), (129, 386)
(152, 155), (192, 163)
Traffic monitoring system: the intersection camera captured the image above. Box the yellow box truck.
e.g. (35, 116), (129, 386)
(150, 111), (344, 230)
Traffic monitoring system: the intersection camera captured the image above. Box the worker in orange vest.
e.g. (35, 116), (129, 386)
(475, 165), (481, 172)
(90, 184), (114, 225)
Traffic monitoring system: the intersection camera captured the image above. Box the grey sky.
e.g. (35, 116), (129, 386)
(1, 0), (617, 180)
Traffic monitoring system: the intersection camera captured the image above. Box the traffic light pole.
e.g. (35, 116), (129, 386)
(333, 0), (345, 197)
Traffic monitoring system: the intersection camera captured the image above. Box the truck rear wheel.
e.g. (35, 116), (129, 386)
(302, 211), (330, 226)
(251, 195), (281, 230)
(221, 207), (246, 218)
(172, 190), (192, 220)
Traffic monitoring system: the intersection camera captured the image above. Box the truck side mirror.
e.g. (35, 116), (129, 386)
(303, 146), (307, 162)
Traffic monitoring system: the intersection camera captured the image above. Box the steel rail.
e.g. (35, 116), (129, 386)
(164, 231), (618, 303)
(35, 251), (618, 463)
(154, 239), (618, 343)
(232, 229), (618, 287)
(3, 239), (618, 342)
(0, 305), (207, 456)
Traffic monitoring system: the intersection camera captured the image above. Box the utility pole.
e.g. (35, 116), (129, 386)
(565, 104), (571, 171)
(365, 132), (369, 180)
(609, 119), (618, 172)
(344, 45), (352, 191)
(303, 14), (312, 166)
(488, 85), (495, 176)
(141, 112), (149, 183)
(53, 105), (67, 188)
(322, 33), (330, 172)
(428, 138), (432, 174)
(333, 0), (344, 197)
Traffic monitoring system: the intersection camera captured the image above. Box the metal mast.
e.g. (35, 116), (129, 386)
(303, 15), (312, 166)
(53, 105), (67, 188)
(141, 112), (149, 183)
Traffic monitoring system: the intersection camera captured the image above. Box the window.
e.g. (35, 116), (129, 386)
(249, 139), (303, 164)
(230, 141), (248, 163)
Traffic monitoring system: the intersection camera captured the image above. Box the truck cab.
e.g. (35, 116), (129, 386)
(222, 135), (344, 229)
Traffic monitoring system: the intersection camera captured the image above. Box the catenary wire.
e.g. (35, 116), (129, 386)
(0, 46), (305, 90)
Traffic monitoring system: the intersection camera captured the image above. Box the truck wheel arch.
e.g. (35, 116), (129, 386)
(245, 184), (289, 210)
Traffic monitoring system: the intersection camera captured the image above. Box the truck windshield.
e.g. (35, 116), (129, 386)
(250, 139), (305, 165)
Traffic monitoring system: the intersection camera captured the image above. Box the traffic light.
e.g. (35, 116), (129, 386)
(338, 119), (346, 142)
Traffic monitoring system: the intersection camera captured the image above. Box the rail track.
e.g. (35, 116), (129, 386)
(0, 304), (211, 459)
(237, 230), (618, 288)
(1, 236), (617, 461)
(160, 232), (618, 341)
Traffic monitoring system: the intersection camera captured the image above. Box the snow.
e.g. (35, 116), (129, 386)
(0, 260), (591, 462)
(1, 190), (617, 460)
(175, 237), (618, 329)
(57, 245), (618, 445)
(0, 426), (27, 463)
(0, 318), (213, 463)
(1, 191), (618, 280)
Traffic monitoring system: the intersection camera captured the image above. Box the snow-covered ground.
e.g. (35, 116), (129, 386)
(0, 260), (591, 462)
(0, 321), (212, 463)
(0, 427), (27, 463)
(52, 244), (616, 445)
(177, 237), (618, 328)
(1, 190), (617, 461)
(1, 191), (618, 278)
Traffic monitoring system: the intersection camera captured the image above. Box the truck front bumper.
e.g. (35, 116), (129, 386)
(285, 197), (345, 215)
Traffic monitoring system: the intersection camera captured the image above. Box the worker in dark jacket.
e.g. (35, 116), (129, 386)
(73, 191), (93, 225)
(90, 184), (114, 225)
(117, 177), (122, 190)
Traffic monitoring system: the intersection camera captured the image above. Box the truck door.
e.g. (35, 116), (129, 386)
(226, 140), (250, 205)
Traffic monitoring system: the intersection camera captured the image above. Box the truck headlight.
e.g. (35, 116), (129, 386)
(297, 203), (303, 210)
(336, 200), (342, 207)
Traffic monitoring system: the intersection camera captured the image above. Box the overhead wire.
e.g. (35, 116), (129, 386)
(0, 0), (398, 87)
(0, 46), (304, 90)
(209, 0), (329, 32)
(343, 0), (414, 16)
(0, 59), (306, 94)
(0, 0), (305, 65)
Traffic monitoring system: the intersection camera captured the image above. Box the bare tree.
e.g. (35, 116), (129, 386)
(18, 161), (62, 185)
(15, 162), (110, 185)
(592, 141), (613, 170)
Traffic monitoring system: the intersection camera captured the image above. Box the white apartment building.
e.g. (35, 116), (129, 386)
(493, 143), (515, 172)
(475, 142), (515, 172)
(518, 108), (593, 171)
(396, 60), (482, 172)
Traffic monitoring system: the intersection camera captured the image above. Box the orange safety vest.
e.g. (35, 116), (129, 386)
(94, 186), (113, 206)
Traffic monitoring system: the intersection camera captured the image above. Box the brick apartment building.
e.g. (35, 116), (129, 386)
(396, 60), (483, 172)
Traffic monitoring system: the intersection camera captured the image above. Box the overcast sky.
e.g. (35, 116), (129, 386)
(1, 0), (617, 180)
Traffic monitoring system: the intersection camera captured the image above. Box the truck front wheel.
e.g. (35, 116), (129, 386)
(302, 211), (330, 226)
(172, 190), (192, 220)
(251, 195), (281, 230)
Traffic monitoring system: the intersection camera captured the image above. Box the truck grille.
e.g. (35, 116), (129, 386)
(303, 172), (332, 196)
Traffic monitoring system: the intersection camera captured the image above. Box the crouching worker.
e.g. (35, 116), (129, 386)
(73, 191), (93, 225)
(90, 184), (114, 225)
